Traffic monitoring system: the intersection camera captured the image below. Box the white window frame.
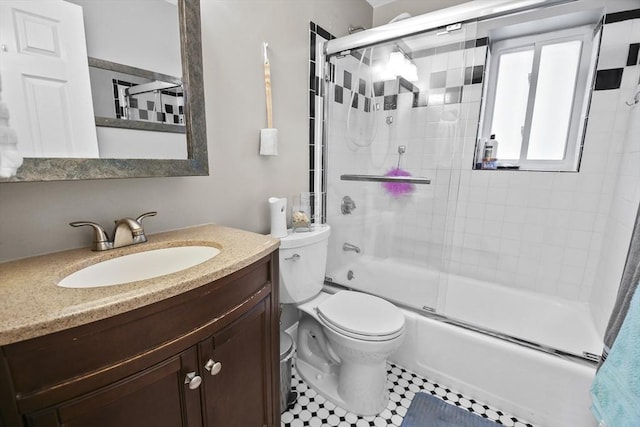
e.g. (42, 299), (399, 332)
(480, 24), (599, 171)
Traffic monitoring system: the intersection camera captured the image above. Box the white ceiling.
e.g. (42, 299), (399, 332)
(366, 0), (397, 7)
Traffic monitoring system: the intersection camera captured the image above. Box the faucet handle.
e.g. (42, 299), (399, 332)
(130, 211), (156, 244)
(70, 221), (112, 251)
(136, 211), (157, 224)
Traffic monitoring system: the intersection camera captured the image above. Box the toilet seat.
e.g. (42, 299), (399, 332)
(316, 291), (405, 342)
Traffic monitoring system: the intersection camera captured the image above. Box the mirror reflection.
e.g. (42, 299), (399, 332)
(89, 60), (185, 129)
(0, 0), (187, 161)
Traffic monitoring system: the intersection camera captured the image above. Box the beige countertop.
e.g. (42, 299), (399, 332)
(0, 224), (279, 346)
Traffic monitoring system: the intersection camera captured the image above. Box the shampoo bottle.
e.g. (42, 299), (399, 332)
(482, 134), (498, 169)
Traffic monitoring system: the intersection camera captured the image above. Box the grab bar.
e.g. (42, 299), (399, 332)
(340, 174), (431, 184)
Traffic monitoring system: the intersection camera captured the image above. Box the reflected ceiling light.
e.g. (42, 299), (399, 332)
(387, 49), (418, 81)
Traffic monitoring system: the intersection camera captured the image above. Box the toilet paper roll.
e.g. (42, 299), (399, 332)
(260, 128), (278, 155)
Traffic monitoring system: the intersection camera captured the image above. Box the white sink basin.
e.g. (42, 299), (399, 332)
(58, 246), (221, 288)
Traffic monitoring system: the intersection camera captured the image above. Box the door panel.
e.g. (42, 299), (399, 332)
(0, 0), (98, 158)
(25, 348), (202, 427)
(201, 299), (271, 427)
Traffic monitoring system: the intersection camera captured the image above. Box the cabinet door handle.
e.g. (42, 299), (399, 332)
(184, 372), (202, 389)
(204, 359), (222, 376)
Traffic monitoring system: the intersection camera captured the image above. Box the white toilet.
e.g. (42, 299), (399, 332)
(279, 224), (405, 416)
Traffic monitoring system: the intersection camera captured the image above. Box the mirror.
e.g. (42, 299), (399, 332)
(0, 0), (208, 181)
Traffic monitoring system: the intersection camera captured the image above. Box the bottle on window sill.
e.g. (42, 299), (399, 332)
(482, 134), (499, 170)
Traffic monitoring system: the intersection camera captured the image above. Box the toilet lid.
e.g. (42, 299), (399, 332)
(316, 291), (404, 340)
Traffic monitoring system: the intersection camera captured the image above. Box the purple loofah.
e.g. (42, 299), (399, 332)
(382, 167), (415, 196)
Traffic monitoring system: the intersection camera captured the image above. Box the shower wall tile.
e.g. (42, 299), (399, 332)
(597, 19), (634, 69)
(620, 64), (640, 88)
(588, 12), (640, 326)
(461, 84), (482, 103)
(431, 53), (449, 72)
(441, 13), (639, 302)
(319, 11), (640, 317)
(329, 40), (488, 113)
(446, 67), (465, 87)
(343, 70), (352, 89)
(595, 69), (624, 90)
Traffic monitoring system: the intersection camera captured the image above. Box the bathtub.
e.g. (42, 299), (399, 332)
(325, 256), (601, 427)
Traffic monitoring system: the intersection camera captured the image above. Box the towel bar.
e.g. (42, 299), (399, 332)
(340, 174), (431, 184)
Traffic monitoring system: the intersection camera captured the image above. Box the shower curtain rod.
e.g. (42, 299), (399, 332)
(325, 0), (576, 56)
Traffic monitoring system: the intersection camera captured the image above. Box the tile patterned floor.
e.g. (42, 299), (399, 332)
(281, 361), (535, 427)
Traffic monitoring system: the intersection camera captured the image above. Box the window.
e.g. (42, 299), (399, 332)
(478, 23), (600, 171)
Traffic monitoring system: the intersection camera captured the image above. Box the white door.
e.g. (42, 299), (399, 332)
(0, 0), (99, 158)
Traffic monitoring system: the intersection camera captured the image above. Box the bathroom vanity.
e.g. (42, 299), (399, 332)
(0, 224), (280, 427)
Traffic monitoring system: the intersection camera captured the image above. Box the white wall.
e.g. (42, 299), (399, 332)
(0, 0), (372, 262)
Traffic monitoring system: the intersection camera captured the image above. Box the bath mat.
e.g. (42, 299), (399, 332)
(401, 393), (497, 427)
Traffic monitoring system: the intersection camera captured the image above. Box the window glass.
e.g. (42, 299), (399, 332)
(477, 18), (601, 172)
(527, 40), (581, 160)
(491, 49), (534, 159)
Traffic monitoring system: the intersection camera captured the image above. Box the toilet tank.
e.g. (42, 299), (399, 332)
(279, 225), (330, 304)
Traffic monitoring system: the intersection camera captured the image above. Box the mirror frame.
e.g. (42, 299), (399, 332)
(3, 0), (208, 182)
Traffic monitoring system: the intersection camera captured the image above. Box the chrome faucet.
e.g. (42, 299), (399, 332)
(343, 243), (361, 253)
(70, 211), (157, 251)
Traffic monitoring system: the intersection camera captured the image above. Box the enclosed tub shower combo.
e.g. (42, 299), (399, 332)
(305, 0), (640, 426)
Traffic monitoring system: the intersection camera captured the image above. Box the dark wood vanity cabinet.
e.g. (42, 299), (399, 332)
(24, 347), (204, 427)
(0, 252), (280, 427)
(200, 298), (273, 427)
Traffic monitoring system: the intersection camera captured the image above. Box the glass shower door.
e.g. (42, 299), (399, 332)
(322, 21), (480, 313)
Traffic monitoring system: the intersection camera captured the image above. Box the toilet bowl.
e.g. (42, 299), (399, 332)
(278, 225), (405, 415)
(295, 290), (405, 415)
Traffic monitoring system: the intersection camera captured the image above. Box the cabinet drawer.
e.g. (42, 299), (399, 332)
(2, 254), (274, 412)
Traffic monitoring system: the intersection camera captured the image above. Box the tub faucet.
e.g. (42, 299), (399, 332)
(70, 211), (157, 251)
(343, 243), (361, 253)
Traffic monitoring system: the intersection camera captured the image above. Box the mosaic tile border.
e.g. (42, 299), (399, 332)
(604, 8), (640, 24)
(594, 9), (640, 91)
(309, 22), (333, 223)
(111, 79), (184, 124)
(329, 44), (487, 112)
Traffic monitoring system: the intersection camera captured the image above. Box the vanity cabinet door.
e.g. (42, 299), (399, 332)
(200, 296), (275, 427)
(25, 347), (203, 427)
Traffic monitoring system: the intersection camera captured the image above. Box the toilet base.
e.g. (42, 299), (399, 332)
(295, 356), (389, 416)
(295, 357), (347, 410)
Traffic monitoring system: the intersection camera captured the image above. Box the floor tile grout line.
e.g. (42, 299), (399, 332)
(281, 360), (536, 427)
